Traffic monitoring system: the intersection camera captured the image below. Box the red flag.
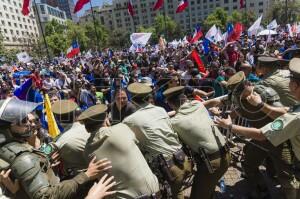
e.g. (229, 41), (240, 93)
(22, 0), (30, 16)
(228, 23), (243, 42)
(74, 0), (90, 13)
(128, 0), (135, 16)
(153, 0), (164, 11)
(176, 0), (188, 13)
(240, 0), (246, 9)
(190, 49), (206, 73)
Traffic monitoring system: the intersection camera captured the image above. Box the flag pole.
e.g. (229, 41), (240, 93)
(89, 1), (100, 52)
(162, 2), (167, 40)
(33, 0), (50, 61)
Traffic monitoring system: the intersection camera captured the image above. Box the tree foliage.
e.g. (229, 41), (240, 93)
(203, 8), (228, 31)
(84, 20), (109, 50)
(266, 1), (300, 24)
(107, 29), (131, 49)
(0, 31), (4, 55)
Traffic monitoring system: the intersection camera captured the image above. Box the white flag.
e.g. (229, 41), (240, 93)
(248, 15), (263, 36)
(17, 52), (32, 63)
(215, 28), (223, 42)
(130, 33), (152, 46)
(205, 25), (218, 43)
(267, 19), (278, 30)
(287, 24), (293, 37)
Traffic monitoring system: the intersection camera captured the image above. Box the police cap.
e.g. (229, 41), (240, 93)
(226, 71), (246, 91)
(289, 58), (300, 79)
(257, 56), (289, 68)
(77, 104), (108, 124)
(127, 82), (152, 96)
(163, 86), (185, 100)
(52, 100), (78, 122)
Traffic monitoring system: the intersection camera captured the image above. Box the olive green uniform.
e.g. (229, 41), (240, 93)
(260, 69), (298, 107)
(55, 122), (90, 176)
(171, 100), (230, 199)
(84, 123), (159, 199)
(0, 141), (90, 199)
(261, 105), (300, 199)
(123, 103), (192, 199)
(226, 71), (288, 196)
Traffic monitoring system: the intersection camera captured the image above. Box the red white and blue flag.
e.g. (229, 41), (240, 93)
(74, 0), (90, 13)
(22, 0), (31, 16)
(66, 41), (80, 59)
(226, 23), (243, 42)
(128, 0), (135, 16)
(190, 25), (203, 44)
(153, 0), (164, 11)
(176, 0), (188, 13)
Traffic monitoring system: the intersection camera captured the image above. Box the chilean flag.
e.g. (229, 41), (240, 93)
(153, 0), (164, 11)
(227, 23), (243, 42)
(176, 0), (188, 13)
(66, 41), (80, 59)
(22, 0), (31, 16)
(240, 0), (246, 9)
(190, 25), (203, 44)
(128, 0), (135, 16)
(74, 0), (90, 13)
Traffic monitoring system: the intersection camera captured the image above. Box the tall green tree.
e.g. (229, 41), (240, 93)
(45, 19), (65, 36)
(65, 20), (89, 52)
(203, 8), (228, 31)
(153, 14), (183, 42)
(107, 29), (131, 49)
(84, 20), (109, 50)
(266, 1), (300, 24)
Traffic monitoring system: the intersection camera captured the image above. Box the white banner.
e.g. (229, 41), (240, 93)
(248, 15), (263, 36)
(130, 33), (152, 45)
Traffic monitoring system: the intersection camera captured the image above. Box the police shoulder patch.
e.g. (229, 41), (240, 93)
(271, 119), (284, 130)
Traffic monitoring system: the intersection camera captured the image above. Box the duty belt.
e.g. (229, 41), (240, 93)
(135, 191), (161, 199)
(166, 149), (186, 168)
(207, 144), (230, 161)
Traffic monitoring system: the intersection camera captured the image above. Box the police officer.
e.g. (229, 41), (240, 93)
(215, 57), (300, 199)
(208, 71), (286, 197)
(123, 83), (192, 199)
(0, 97), (110, 199)
(257, 56), (298, 107)
(77, 104), (160, 199)
(52, 100), (90, 178)
(163, 86), (230, 199)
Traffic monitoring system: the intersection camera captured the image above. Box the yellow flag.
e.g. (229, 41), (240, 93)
(44, 94), (60, 139)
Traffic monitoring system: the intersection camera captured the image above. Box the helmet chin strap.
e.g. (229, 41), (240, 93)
(11, 127), (33, 139)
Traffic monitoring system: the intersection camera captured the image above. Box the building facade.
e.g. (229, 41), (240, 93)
(0, 0), (40, 49)
(79, 4), (114, 30)
(35, 3), (67, 33)
(41, 0), (77, 21)
(80, 0), (273, 33)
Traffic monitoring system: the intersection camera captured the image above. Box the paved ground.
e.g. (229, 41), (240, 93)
(184, 141), (286, 199)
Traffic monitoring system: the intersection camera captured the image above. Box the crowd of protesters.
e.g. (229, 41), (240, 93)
(0, 26), (300, 199)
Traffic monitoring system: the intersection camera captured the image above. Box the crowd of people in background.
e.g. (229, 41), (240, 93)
(0, 24), (300, 199)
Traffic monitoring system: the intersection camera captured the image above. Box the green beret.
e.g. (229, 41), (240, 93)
(289, 58), (300, 79)
(226, 71), (246, 91)
(77, 104), (108, 124)
(163, 86), (185, 99)
(127, 82), (152, 96)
